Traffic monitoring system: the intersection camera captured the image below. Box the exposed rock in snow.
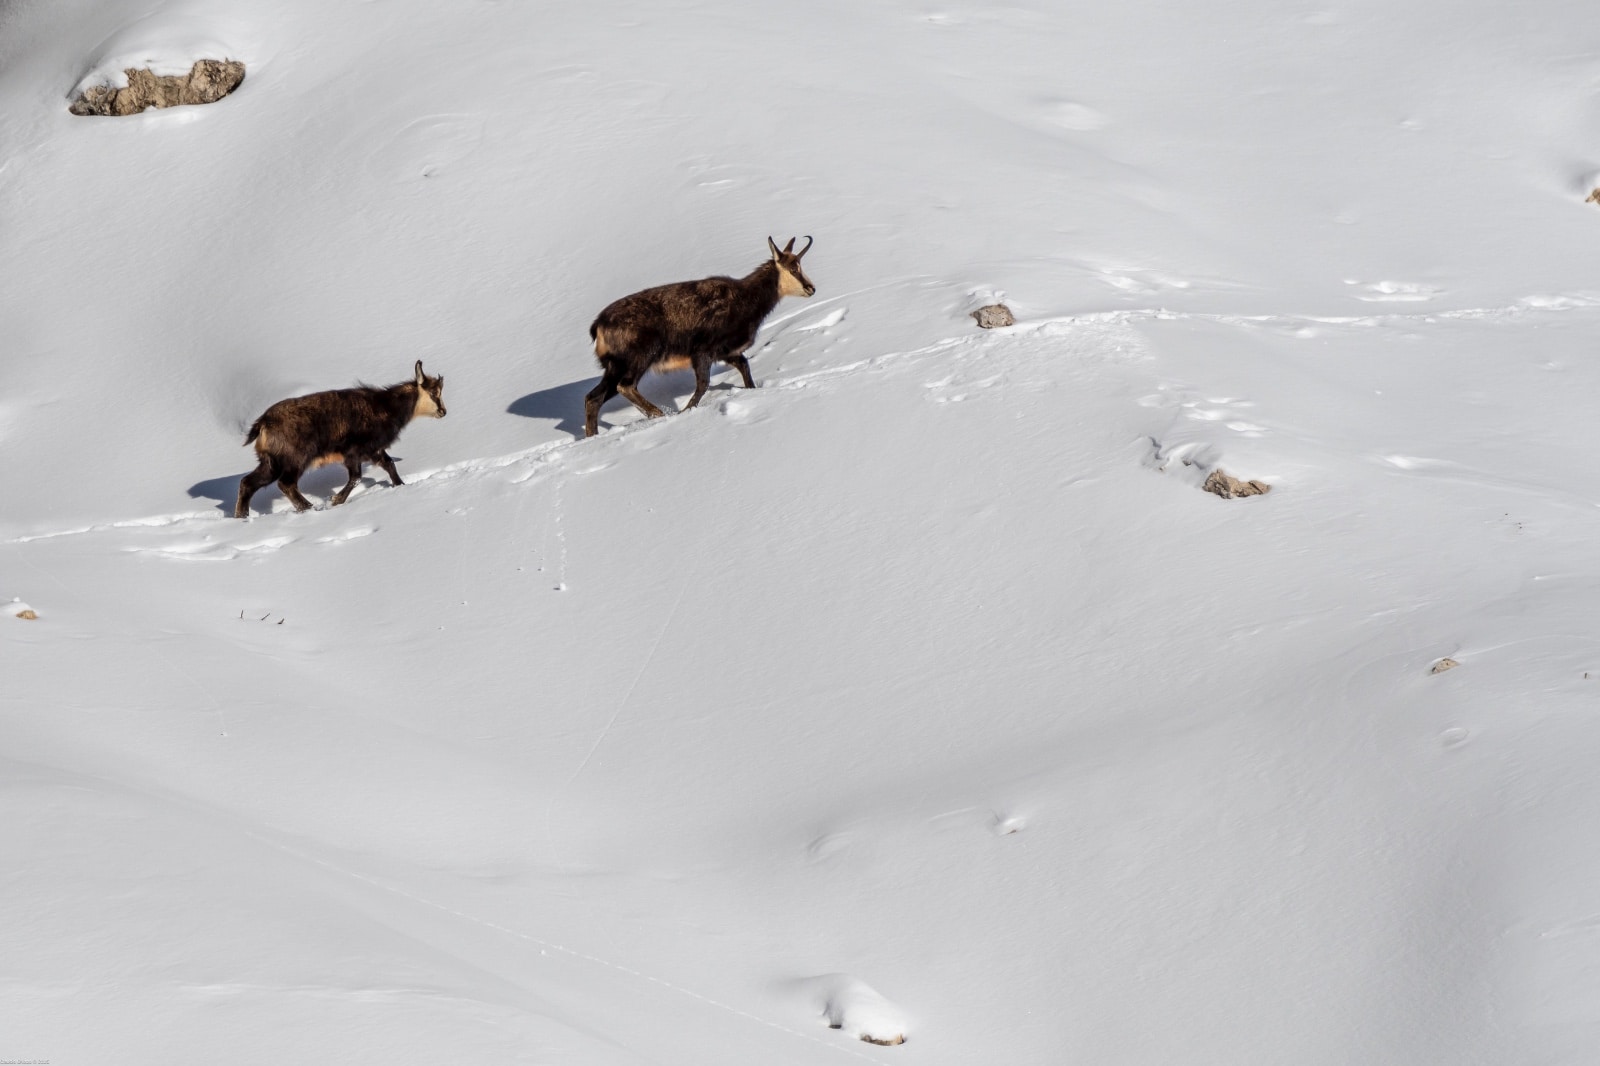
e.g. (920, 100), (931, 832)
(1430, 657), (1461, 675)
(1202, 468), (1271, 499)
(10, 599), (37, 620)
(971, 303), (1015, 328)
(70, 60), (244, 116)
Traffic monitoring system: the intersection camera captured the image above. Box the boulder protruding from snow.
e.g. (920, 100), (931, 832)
(10, 598), (38, 620)
(1430, 657), (1460, 675)
(70, 60), (244, 116)
(1202, 469), (1270, 499)
(971, 303), (1015, 329)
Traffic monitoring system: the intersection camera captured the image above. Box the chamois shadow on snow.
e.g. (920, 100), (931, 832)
(508, 372), (746, 439)
(188, 466), (379, 515)
(507, 377), (594, 438)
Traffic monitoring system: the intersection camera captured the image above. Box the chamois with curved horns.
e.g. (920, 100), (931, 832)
(584, 236), (816, 437)
(234, 361), (446, 518)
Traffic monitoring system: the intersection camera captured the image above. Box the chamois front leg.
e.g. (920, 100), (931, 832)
(616, 362), (666, 421)
(684, 355), (713, 411)
(617, 383), (666, 419)
(723, 352), (756, 390)
(376, 451), (403, 486)
(277, 473), (315, 513)
(329, 457), (364, 507)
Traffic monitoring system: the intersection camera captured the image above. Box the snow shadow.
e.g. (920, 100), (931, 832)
(189, 466), (360, 515)
(189, 472), (247, 514)
(506, 377), (595, 438)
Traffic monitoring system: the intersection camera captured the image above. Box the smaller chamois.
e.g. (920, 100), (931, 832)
(584, 236), (816, 437)
(234, 361), (446, 519)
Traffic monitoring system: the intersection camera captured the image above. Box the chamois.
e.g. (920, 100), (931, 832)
(584, 236), (816, 437)
(234, 361), (446, 519)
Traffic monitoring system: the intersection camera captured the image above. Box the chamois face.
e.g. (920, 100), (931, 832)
(412, 360), (447, 418)
(768, 236), (816, 298)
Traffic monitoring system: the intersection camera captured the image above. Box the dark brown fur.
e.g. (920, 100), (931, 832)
(234, 361), (446, 518)
(584, 236), (815, 437)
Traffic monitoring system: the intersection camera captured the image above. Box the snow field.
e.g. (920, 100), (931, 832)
(4, 0), (1600, 1062)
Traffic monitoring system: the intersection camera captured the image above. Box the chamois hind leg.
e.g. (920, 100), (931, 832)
(329, 457), (364, 507)
(376, 451), (403, 486)
(723, 352), (756, 389)
(585, 362), (623, 438)
(234, 457), (275, 519)
(617, 381), (666, 420)
(277, 470), (315, 513)
(615, 358), (666, 421)
(684, 355), (713, 410)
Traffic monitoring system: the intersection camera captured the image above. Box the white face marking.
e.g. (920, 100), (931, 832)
(414, 388), (442, 418)
(777, 263), (814, 297)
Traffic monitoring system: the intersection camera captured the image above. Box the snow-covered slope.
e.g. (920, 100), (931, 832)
(4, 1), (1599, 1063)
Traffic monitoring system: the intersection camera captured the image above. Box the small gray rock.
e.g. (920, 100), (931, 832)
(971, 304), (1015, 329)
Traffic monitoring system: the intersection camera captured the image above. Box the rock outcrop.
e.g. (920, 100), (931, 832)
(1202, 469), (1271, 499)
(70, 59), (245, 117)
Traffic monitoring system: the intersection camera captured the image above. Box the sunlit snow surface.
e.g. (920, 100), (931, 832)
(4, 1), (1600, 1063)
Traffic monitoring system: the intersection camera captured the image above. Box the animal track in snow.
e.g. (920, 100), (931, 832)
(718, 397), (768, 425)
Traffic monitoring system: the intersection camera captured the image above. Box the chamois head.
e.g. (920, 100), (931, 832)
(412, 360), (447, 418)
(767, 236), (816, 298)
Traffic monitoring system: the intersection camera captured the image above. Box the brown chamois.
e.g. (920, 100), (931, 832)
(584, 236), (816, 437)
(234, 361), (446, 519)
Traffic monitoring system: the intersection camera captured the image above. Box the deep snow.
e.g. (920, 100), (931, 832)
(4, 1), (1600, 1063)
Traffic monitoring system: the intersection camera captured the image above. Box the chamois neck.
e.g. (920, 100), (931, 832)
(382, 381), (421, 422)
(743, 260), (785, 318)
(744, 260), (780, 289)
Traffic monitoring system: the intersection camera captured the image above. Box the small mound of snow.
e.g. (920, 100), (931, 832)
(9, 597), (38, 620)
(69, 12), (254, 99)
(802, 974), (909, 1046)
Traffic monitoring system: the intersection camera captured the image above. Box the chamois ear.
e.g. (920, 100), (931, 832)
(414, 360), (425, 385)
(435, 375), (443, 389)
(768, 236), (781, 260)
(782, 237), (796, 254)
(796, 235), (813, 259)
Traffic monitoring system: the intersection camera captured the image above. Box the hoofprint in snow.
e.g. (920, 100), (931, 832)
(5, 1), (1600, 1064)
